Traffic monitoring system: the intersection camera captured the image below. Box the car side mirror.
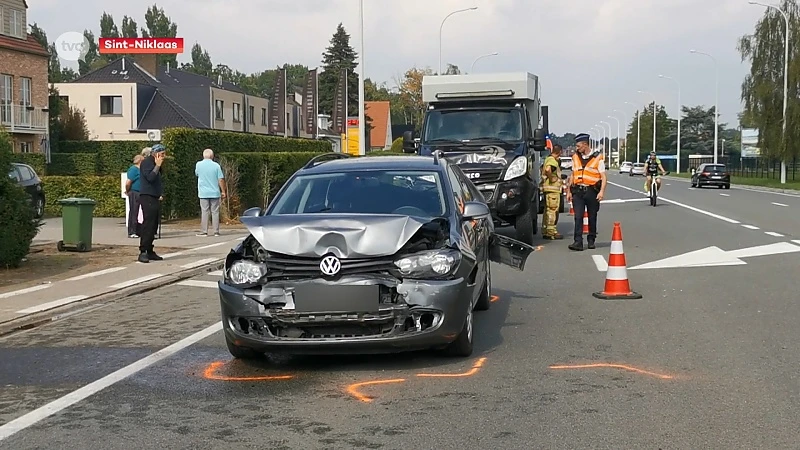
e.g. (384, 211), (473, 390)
(242, 207), (262, 217)
(402, 131), (416, 153)
(531, 129), (546, 151)
(462, 201), (491, 220)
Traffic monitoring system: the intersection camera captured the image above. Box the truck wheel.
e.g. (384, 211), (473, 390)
(515, 206), (535, 245)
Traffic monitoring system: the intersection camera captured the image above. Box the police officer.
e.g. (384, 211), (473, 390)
(566, 133), (607, 250)
(541, 144), (564, 239)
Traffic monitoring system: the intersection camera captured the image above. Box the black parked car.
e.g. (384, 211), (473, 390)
(219, 153), (536, 359)
(691, 163), (730, 189)
(8, 163), (45, 218)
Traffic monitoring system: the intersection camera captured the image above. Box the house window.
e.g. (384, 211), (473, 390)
(0, 74), (11, 124)
(20, 77), (31, 106)
(20, 142), (32, 153)
(100, 95), (122, 115)
(232, 103), (241, 122)
(249, 105), (255, 125)
(261, 108), (267, 126)
(9, 9), (24, 38)
(215, 99), (224, 120)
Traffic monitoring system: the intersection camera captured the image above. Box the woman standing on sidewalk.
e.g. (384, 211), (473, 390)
(125, 154), (143, 238)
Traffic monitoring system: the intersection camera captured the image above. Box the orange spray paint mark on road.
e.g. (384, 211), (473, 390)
(201, 361), (294, 381)
(416, 357), (487, 378)
(548, 363), (674, 380)
(490, 295), (500, 303)
(346, 378), (406, 402)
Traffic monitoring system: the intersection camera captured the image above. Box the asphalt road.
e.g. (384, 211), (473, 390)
(1, 179), (799, 449)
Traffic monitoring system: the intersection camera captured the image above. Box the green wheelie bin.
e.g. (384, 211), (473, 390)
(57, 197), (96, 252)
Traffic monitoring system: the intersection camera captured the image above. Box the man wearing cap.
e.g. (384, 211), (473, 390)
(137, 143), (166, 263)
(566, 133), (607, 251)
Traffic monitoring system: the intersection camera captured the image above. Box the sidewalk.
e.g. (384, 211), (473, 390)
(0, 217), (248, 333)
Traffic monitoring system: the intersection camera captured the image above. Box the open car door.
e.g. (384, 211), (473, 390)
(489, 234), (537, 271)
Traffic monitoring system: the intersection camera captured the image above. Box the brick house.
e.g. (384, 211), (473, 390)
(0, 0), (49, 153)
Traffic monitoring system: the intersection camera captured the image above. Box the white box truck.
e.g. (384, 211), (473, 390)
(402, 72), (556, 244)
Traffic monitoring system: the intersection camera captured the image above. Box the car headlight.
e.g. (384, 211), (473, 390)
(394, 249), (461, 279)
(503, 156), (527, 180)
(227, 260), (267, 285)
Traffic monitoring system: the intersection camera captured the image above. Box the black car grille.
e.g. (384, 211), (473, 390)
(265, 252), (396, 279)
(480, 188), (495, 203)
(463, 169), (503, 184)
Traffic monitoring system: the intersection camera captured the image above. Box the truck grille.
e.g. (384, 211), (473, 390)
(265, 252), (395, 279)
(463, 169), (503, 183)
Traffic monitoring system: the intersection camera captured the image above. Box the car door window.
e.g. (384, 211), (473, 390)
(451, 166), (475, 202)
(17, 166), (33, 181)
(8, 168), (19, 182)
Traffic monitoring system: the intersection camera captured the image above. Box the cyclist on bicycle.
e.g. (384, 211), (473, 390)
(645, 151), (667, 193)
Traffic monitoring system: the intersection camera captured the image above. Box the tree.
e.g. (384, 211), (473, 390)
(444, 63), (460, 75)
(738, 0), (800, 161)
(60, 105), (90, 140)
(399, 66), (433, 133)
(28, 23), (76, 82)
(318, 23), (359, 116)
(624, 102), (676, 161)
(679, 105), (726, 155)
(78, 29), (102, 75)
(181, 43), (214, 76)
(141, 4), (179, 67)
(100, 12), (120, 38)
(0, 130), (41, 269)
(121, 16), (138, 37)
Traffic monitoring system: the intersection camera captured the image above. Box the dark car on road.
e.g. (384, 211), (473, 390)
(8, 162), (45, 218)
(691, 163), (730, 189)
(218, 153), (536, 360)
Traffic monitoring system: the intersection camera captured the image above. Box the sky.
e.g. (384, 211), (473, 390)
(29, 0), (767, 136)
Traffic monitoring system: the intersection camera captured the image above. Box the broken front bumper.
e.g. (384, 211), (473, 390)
(218, 274), (470, 354)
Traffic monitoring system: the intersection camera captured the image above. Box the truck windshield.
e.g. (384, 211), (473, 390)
(423, 109), (523, 144)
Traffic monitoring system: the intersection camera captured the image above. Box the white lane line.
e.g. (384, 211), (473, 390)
(720, 193), (730, 197)
(162, 240), (238, 259)
(64, 267), (125, 281)
(177, 280), (218, 288)
(607, 181), (741, 224)
(601, 198), (649, 204)
(591, 255), (608, 271)
(765, 231), (784, 237)
(0, 284), (50, 299)
(180, 258), (219, 269)
(0, 321), (222, 441)
(792, 240), (800, 246)
(16, 295), (89, 314)
(109, 274), (162, 289)
(208, 270), (222, 276)
(772, 202), (788, 207)
(741, 224), (760, 230)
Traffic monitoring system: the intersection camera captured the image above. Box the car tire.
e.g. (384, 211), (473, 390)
(444, 304), (474, 357)
(718, 185), (723, 189)
(34, 196), (44, 219)
(724, 183), (730, 189)
(691, 179), (697, 187)
(225, 336), (263, 360)
(474, 262), (491, 311)
(515, 206), (535, 245)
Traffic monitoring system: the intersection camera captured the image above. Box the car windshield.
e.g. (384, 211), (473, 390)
(269, 170), (448, 217)
(423, 109), (524, 144)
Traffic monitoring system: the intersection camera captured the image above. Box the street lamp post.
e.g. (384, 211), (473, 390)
(638, 90), (657, 158)
(658, 74), (682, 173)
(358, 0), (366, 155)
(470, 52), (499, 72)
(749, 1), (789, 184)
(608, 114), (621, 166)
(600, 121), (612, 160)
(613, 109), (627, 162)
(595, 124), (606, 153)
(690, 49), (719, 164)
(624, 101), (640, 162)
(591, 127), (600, 150)
(439, 7), (478, 75)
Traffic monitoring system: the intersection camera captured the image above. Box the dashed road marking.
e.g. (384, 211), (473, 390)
(741, 224), (759, 230)
(109, 274), (163, 289)
(64, 267), (125, 281)
(0, 322), (222, 441)
(0, 284), (50, 299)
(591, 254), (608, 271)
(177, 280), (217, 289)
(772, 202), (788, 207)
(180, 258), (218, 269)
(720, 193), (730, 196)
(765, 231), (784, 237)
(16, 295), (88, 314)
(162, 240), (239, 259)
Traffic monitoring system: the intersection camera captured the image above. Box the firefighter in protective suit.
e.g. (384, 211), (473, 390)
(540, 144), (564, 239)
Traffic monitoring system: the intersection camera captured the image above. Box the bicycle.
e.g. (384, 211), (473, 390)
(647, 171), (670, 206)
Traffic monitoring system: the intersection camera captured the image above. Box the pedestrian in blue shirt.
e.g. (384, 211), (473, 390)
(125, 154), (143, 238)
(195, 149), (227, 236)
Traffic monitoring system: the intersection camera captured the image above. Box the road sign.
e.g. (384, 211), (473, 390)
(627, 242), (800, 270)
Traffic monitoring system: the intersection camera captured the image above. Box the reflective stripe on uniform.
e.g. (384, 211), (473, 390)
(572, 153), (603, 185)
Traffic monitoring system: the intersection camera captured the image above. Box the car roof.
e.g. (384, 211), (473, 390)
(299, 155), (447, 175)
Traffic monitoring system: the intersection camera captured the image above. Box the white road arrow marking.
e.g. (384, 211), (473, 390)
(629, 246), (745, 270)
(726, 242), (800, 258)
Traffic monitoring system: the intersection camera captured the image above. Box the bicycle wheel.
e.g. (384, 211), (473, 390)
(650, 182), (657, 206)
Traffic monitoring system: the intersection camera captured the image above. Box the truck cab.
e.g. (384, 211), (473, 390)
(402, 73), (547, 245)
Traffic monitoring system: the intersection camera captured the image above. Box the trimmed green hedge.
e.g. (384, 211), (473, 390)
(161, 128), (331, 218)
(41, 175), (125, 217)
(11, 153), (46, 174)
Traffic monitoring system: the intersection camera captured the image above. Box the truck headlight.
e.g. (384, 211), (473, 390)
(503, 156), (527, 180)
(227, 260), (267, 285)
(394, 249), (461, 279)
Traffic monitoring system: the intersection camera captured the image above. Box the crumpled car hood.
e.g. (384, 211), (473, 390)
(240, 213), (431, 258)
(435, 145), (515, 165)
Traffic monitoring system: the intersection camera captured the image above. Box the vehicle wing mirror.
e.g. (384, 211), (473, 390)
(242, 207), (262, 217)
(402, 131), (417, 153)
(462, 201), (491, 220)
(531, 129), (546, 151)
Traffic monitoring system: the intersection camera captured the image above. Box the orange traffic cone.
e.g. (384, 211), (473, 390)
(582, 212), (589, 234)
(592, 222), (642, 300)
(568, 202), (574, 215)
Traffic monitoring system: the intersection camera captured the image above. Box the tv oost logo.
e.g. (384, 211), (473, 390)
(54, 32), (91, 62)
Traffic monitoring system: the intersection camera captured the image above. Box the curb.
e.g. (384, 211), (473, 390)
(0, 258), (225, 337)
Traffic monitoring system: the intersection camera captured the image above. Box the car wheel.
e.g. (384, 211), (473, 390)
(724, 183), (730, 189)
(474, 262), (491, 311)
(515, 207), (535, 245)
(225, 335), (263, 360)
(691, 179), (697, 187)
(34, 196), (44, 218)
(444, 304), (473, 357)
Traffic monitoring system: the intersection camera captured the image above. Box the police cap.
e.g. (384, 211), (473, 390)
(575, 133), (590, 143)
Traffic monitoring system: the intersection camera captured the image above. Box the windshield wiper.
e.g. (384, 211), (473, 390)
(426, 138), (463, 145)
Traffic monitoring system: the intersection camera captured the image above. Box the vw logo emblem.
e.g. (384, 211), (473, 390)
(319, 255), (341, 276)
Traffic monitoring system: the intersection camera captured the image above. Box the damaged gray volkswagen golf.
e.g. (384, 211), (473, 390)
(218, 152), (536, 359)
